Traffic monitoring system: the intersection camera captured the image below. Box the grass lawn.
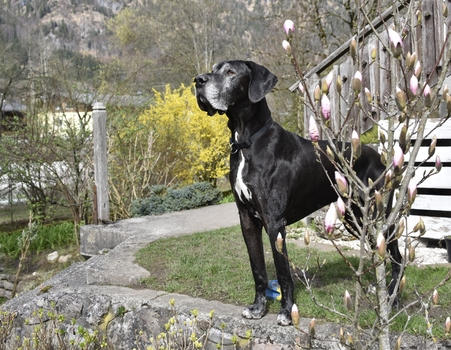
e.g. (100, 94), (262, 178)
(136, 225), (451, 339)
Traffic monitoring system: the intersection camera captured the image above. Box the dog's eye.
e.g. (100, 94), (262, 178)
(226, 70), (235, 75)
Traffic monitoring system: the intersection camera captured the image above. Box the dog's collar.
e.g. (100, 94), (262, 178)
(230, 118), (274, 154)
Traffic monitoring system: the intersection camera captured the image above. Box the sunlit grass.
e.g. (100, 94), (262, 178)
(136, 225), (451, 338)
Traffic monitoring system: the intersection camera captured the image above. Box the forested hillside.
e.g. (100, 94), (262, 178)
(1, 0), (393, 117)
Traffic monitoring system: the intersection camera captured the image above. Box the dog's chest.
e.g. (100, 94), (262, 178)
(234, 151), (253, 203)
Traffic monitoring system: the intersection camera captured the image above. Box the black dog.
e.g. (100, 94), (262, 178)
(194, 60), (401, 325)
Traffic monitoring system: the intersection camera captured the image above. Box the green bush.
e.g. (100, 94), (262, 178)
(130, 182), (222, 216)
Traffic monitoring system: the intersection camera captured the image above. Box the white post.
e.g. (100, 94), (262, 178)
(92, 102), (110, 223)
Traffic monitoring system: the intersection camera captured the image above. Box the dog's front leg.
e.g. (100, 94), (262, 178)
(268, 226), (294, 326)
(239, 210), (268, 320)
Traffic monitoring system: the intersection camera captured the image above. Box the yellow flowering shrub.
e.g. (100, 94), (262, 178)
(138, 84), (230, 185)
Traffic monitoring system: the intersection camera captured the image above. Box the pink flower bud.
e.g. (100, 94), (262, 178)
(308, 115), (319, 142)
(335, 171), (348, 196)
(344, 290), (352, 311)
(393, 144), (404, 174)
(282, 40), (292, 55)
(436, 155), (442, 172)
(415, 61), (422, 78)
(325, 204), (338, 235)
(377, 232), (386, 259)
(283, 20), (295, 37)
(388, 28), (403, 58)
(298, 83), (305, 94)
(321, 94), (331, 120)
(409, 75), (418, 96)
(364, 87), (372, 104)
(407, 180), (417, 205)
(395, 87), (407, 111)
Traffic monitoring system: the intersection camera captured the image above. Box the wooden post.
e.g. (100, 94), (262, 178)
(92, 102), (110, 223)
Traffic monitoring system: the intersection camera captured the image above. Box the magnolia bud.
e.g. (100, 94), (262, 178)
(352, 71), (362, 92)
(314, 85), (321, 102)
(429, 135), (437, 157)
(326, 145), (335, 160)
(394, 336), (402, 350)
(325, 204), (338, 235)
(351, 130), (361, 159)
(336, 197), (346, 218)
(291, 304), (299, 326)
(308, 115), (320, 142)
(350, 37), (357, 60)
(377, 232), (386, 259)
(409, 75), (419, 98)
(276, 232), (284, 253)
(304, 230), (310, 246)
(424, 83), (432, 107)
(388, 28), (403, 58)
(336, 75), (342, 94)
(309, 318), (316, 338)
(339, 328), (345, 344)
(375, 191), (384, 216)
(444, 3), (449, 18)
(344, 290), (352, 311)
(408, 244), (415, 263)
(371, 46), (377, 61)
(322, 71), (333, 94)
(399, 123), (407, 151)
(446, 94), (451, 115)
(321, 94), (331, 120)
(347, 333), (354, 346)
(415, 61), (422, 79)
(395, 87), (407, 111)
(379, 131), (386, 145)
(407, 51), (417, 71)
(393, 144), (404, 175)
(413, 217), (425, 233)
(436, 155), (442, 172)
(445, 316), (451, 334)
(282, 40), (292, 55)
(443, 85), (449, 99)
(396, 220), (405, 239)
(407, 180), (417, 205)
(432, 289), (439, 305)
(417, 10), (422, 24)
(335, 171), (348, 196)
(283, 20), (295, 38)
(399, 275), (406, 293)
(364, 87), (372, 104)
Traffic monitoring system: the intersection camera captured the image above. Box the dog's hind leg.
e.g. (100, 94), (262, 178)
(239, 210), (268, 320)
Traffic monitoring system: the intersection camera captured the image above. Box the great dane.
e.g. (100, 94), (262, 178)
(194, 60), (401, 326)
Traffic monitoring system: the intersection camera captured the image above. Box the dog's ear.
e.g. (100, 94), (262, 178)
(245, 61), (278, 103)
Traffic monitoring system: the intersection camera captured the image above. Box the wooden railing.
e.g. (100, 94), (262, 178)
(296, 0), (451, 136)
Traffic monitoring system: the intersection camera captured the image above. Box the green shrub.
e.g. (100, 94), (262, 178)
(130, 182), (222, 216)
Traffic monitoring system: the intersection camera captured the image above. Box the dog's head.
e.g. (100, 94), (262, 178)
(194, 60), (278, 116)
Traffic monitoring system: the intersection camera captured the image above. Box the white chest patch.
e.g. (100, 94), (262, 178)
(235, 151), (252, 203)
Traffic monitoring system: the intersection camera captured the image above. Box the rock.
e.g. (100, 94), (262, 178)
(58, 254), (71, 263)
(47, 251), (59, 263)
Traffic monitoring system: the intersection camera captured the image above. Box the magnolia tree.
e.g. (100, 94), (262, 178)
(280, 6), (451, 350)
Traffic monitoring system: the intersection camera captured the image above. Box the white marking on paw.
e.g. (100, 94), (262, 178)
(235, 151), (252, 203)
(277, 313), (292, 326)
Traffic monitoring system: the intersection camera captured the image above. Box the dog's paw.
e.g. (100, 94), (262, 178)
(242, 305), (265, 319)
(277, 310), (292, 326)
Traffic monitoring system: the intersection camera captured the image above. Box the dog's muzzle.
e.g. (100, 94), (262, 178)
(194, 74), (223, 116)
